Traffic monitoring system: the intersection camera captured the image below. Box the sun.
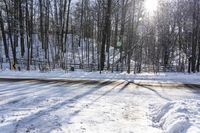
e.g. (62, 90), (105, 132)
(144, 0), (158, 15)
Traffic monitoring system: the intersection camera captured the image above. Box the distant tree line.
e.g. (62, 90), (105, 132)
(0, 0), (200, 73)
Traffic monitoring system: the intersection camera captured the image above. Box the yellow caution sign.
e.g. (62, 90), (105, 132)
(12, 63), (16, 70)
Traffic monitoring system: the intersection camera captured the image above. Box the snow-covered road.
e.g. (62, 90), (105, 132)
(0, 79), (200, 133)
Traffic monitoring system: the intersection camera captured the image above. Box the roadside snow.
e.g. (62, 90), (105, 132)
(0, 70), (200, 84)
(149, 100), (200, 133)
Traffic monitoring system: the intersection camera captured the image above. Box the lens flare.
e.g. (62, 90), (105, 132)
(144, 0), (158, 15)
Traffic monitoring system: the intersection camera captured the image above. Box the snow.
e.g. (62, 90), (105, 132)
(150, 100), (200, 133)
(0, 71), (200, 132)
(0, 75), (200, 133)
(0, 70), (200, 84)
(0, 80), (160, 133)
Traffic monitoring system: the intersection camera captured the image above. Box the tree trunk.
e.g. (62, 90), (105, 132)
(100, 0), (112, 71)
(0, 11), (9, 59)
(191, 0), (198, 73)
(19, 0), (25, 57)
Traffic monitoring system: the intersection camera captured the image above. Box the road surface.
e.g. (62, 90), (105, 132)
(0, 78), (200, 133)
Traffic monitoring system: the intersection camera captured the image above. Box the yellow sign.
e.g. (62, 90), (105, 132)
(12, 63), (16, 70)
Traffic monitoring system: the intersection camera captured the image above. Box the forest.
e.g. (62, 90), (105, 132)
(0, 0), (200, 73)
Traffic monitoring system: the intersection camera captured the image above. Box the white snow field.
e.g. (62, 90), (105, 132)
(0, 71), (200, 133)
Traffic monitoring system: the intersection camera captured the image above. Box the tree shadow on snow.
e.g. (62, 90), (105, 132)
(12, 80), (114, 132)
(125, 81), (171, 101)
(181, 84), (200, 97)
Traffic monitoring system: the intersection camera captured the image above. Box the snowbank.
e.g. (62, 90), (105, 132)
(149, 100), (200, 133)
